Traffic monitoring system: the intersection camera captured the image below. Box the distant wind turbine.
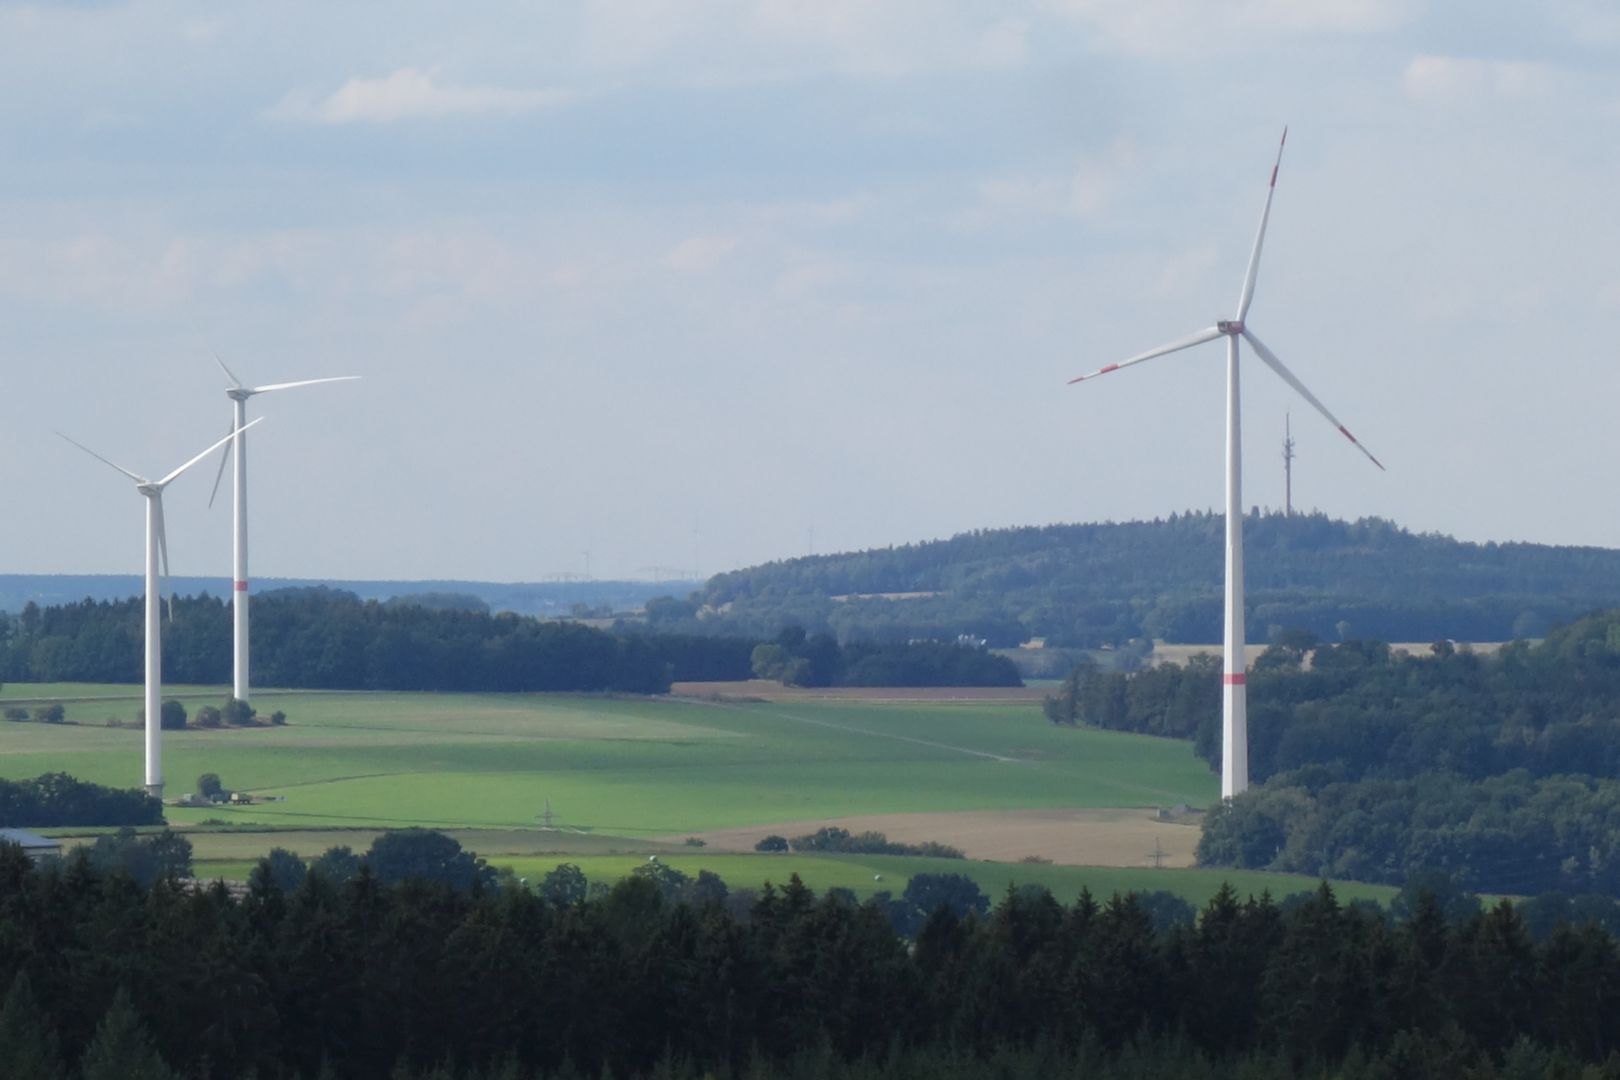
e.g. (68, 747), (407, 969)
(59, 421), (261, 798)
(1066, 129), (1383, 800)
(206, 353), (359, 705)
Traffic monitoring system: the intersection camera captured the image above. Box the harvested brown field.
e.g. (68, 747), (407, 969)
(669, 680), (1047, 704)
(678, 807), (1205, 869)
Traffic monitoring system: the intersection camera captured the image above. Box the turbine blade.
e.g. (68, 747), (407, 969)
(205, 422), (233, 510)
(1235, 126), (1288, 323)
(158, 417), (263, 488)
(1068, 326), (1224, 384)
(1241, 328), (1384, 470)
(211, 348), (245, 389)
(56, 432), (148, 485)
(248, 375), (361, 395)
(155, 495), (173, 622)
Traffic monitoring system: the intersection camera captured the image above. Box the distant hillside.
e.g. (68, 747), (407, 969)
(0, 575), (696, 620)
(683, 512), (1620, 647)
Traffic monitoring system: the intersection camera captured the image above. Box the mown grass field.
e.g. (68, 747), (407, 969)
(0, 682), (1398, 907)
(0, 687), (1216, 834)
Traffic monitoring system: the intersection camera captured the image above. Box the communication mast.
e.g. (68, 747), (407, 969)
(1282, 413), (1296, 516)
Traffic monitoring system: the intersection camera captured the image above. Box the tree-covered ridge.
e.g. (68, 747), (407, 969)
(693, 511), (1620, 645)
(6, 847), (1620, 1079)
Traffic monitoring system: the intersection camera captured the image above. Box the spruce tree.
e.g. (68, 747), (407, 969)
(0, 971), (64, 1080)
(77, 988), (179, 1080)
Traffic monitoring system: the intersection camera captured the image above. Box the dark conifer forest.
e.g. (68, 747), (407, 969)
(8, 844), (1620, 1079)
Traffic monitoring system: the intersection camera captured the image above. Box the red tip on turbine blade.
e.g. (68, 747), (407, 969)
(1069, 362), (1122, 386)
(1339, 426), (1387, 471)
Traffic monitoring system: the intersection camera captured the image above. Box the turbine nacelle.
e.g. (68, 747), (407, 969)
(1217, 320), (1245, 336)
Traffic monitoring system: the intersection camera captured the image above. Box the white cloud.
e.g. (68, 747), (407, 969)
(1040, 0), (1415, 56)
(268, 67), (573, 125)
(664, 234), (739, 273)
(965, 138), (1139, 224)
(1402, 54), (1560, 107)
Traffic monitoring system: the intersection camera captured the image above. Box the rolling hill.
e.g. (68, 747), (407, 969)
(680, 511), (1620, 647)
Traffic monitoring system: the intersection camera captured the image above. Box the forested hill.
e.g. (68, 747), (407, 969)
(688, 512), (1620, 647)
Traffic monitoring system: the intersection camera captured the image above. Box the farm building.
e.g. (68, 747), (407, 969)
(0, 827), (62, 862)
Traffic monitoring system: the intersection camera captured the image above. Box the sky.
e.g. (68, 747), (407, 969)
(1, 1), (1617, 584)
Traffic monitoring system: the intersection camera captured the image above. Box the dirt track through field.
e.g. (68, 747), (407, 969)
(671, 681), (1047, 704)
(678, 808), (1204, 868)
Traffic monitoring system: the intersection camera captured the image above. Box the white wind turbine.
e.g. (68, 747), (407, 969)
(1067, 129), (1383, 800)
(59, 420), (262, 798)
(206, 354), (359, 705)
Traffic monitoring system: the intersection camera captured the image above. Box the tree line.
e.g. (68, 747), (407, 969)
(0, 589), (1020, 693)
(9, 845), (1620, 1078)
(0, 773), (161, 829)
(670, 511), (1620, 647)
(747, 625), (1020, 688)
(2, 587), (678, 693)
(1047, 611), (1620, 896)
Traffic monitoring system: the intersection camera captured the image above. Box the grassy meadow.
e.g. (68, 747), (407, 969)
(0, 688), (1215, 833)
(0, 682), (1397, 906)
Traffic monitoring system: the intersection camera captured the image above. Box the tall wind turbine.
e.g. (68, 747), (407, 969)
(1066, 129), (1383, 800)
(206, 355), (358, 705)
(59, 420), (261, 798)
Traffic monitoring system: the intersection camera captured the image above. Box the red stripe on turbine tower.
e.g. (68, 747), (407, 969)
(234, 581), (249, 592)
(1223, 673), (1247, 685)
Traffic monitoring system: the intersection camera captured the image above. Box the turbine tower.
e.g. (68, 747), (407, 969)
(59, 421), (261, 798)
(207, 355), (358, 705)
(1066, 129), (1383, 800)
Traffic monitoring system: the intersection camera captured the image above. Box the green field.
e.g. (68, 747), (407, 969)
(0, 687), (1216, 834)
(184, 850), (1393, 907)
(0, 683), (1396, 908)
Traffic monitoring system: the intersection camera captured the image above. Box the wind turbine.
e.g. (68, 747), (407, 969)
(1066, 129), (1383, 800)
(58, 420), (262, 798)
(206, 354), (358, 705)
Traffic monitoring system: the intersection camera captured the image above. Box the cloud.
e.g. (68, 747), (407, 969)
(1040, 0), (1415, 56)
(1402, 55), (1560, 107)
(664, 235), (740, 273)
(268, 67), (573, 125)
(965, 138), (1139, 224)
